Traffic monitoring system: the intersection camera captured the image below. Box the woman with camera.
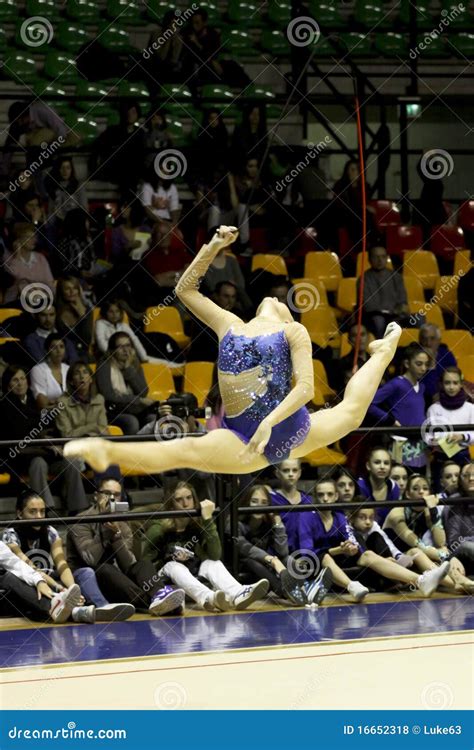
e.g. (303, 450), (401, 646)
(143, 481), (269, 611)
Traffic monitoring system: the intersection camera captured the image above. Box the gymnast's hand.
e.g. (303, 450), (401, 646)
(239, 420), (272, 461)
(208, 225), (239, 254)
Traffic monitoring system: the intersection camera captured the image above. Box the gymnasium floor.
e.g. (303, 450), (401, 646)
(1, 592), (472, 711)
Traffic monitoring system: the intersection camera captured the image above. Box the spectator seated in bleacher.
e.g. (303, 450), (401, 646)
(138, 166), (182, 233)
(95, 332), (155, 435)
(2, 225), (54, 305)
(444, 463), (474, 577)
(24, 305), (79, 365)
(141, 222), (191, 308)
(439, 460), (461, 498)
(66, 476), (185, 617)
(55, 276), (93, 360)
(357, 246), (411, 338)
(56, 362), (108, 440)
(30, 333), (69, 412)
(144, 108), (174, 170)
(357, 446), (401, 526)
(419, 323), (457, 404)
(54, 208), (97, 280)
(4, 169), (45, 223)
(110, 197), (150, 264)
(194, 109), (230, 180)
(7, 98), (70, 149)
(231, 105), (268, 171)
(0, 365), (88, 513)
(44, 157), (88, 225)
(144, 10), (185, 88)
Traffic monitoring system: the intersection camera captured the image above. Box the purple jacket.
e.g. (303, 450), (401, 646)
(367, 376), (426, 426)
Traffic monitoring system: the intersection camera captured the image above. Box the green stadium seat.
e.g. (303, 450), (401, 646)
(64, 113), (99, 144)
(201, 84), (239, 117)
(241, 83), (281, 117)
(0, 27), (7, 53)
(75, 81), (117, 119)
(0, 0), (16, 23)
(222, 29), (258, 57)
(44, 51), (78, 83)
(146, 1), (176, 22)
(165, 118), (190, 147)
(3, 50), (39, 84)
(399, 0), (433, 30)
(313, 35), (338, 56)
(374, 32), (408, 57)
(159, 84), (199, 120)
(308, 1), (346, 28)
(355, 1), (390, 28)
(448, 32), (474, 58)
(34, 80), (69, 113)
(228, 0), (262, 27)
(268, 2), (291, 28)
(261, 29), (290, 56)
(26, 0), (61, 21)
(65, 0), (101, 23)
(440, 3), (472, 30)
(97, 24), (131, 53)
(416, 34), (449, 58)
(118, 81), (150, 101)
(55, 21), (90, 53)
(340, 32), (372, 56)
(106, 0), (145, 25)
(197, 3), (221, 25)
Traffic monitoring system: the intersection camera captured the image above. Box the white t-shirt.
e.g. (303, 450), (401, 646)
(30, 362), (69, 400)
(425, 401), (474, 445)
(139, 182), (180, 221)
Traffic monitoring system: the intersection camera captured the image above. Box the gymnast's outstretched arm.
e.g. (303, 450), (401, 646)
(176, 225), (242, 338)
(240, 322), (314, 457)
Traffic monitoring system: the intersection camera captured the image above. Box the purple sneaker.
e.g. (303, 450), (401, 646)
(149, 586), (185, 616)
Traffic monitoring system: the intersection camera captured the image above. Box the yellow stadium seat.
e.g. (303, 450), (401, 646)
(398, 328), (420, 347)
(457, 355), (474, 381)
(0, 337), (19, 344)
(88, 362), (96, 373)
(403, 250), (440, 289)
(142, 363), (175, 401)
(441, 330), (473, 358)
(425, 305), (445, 329)
(0, 473), (11, 485)
(470, 445), (474, 460)
(144, 306), (190, 347)
(339, 331), (374, 358)
(303, 445), (347, 467)
(434, 276), (459, 318)
(288, 278), (329, 309)
(107, 424), (124, 436)
(454, 249), (472, 277)
(404, 276), (425, 314)
(184, 361), (214, 407)
(336, 277), (357, 314)
(0, 308), (22, 324)
(251, 253), (288, 276)
(356, 253), (393, 276)
(304, 251), (342, 292)
(301, 307), (341, 348)
(313, 359), (336, 399)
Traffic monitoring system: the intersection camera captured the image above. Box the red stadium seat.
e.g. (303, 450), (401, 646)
(369, 200), (401, 229)
(458, 200), (474, 231)
(430, 225), (465, 261)
(386, 225), (423, 256)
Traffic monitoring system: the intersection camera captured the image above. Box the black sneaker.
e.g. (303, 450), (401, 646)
(280, 569), (307, 606)
(303, 567), (333, 605)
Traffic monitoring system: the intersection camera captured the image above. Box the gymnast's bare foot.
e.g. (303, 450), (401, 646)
(64, 438), (112, 472)
(368, 322), (402, 358)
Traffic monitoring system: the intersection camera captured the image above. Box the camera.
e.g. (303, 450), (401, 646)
(110, 501), (129, 513)
(162, 393), (209, 420)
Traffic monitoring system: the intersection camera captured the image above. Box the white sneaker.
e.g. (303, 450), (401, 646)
(95, 603), (136, 622)
(204, 590), (232, 611)
(347, 581), (369, 602)
(149, 586), (185, 616)
(417, 561), (450, 597)
(72, 605), (95, 624)
(233, 579), (269, 610)
(50, 584), (82, 623)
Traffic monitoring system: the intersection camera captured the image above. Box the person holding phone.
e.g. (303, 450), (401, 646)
(66, 477), (185, 616)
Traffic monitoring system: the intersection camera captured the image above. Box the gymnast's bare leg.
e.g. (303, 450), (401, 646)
(63, 323), (401, 474)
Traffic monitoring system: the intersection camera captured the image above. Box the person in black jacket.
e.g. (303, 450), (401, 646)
(95, 332), (155, 435)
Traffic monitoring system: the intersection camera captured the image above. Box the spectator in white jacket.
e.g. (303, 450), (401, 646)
(95, 299), (169, 366)
(425, 367), (474, 490)
(0, 538), (81, 623)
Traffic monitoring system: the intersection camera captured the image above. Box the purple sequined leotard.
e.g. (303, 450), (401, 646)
(218, 329), (311, 464)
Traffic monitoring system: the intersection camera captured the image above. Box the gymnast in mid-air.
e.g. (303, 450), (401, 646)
(65, 226), (402, 475)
